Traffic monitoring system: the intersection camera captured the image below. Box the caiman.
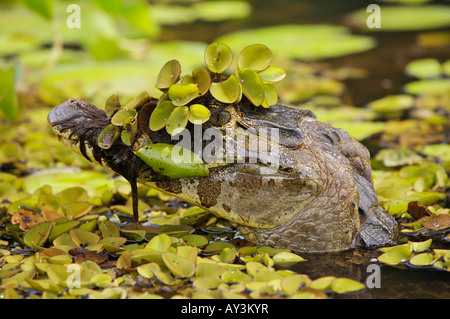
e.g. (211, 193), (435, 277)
(48, 97), (398, 252)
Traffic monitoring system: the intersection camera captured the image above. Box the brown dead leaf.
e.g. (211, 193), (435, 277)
(69, 247), (109, 264)
(421, 214), (450, 230)
(11, 208), (45, 231)
(407, 201), (431, 220)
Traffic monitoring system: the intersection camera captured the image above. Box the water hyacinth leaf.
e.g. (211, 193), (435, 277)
(123, 91), (150, 110)
(378, 245), (412, 265)
(331, 278), (365, 294)
(156, 59), (181, 91)
(97, 124), (120, 149)
(204, 42), (233, 74)
(238, 44), (272, 71)
(162, 252), (196, 277)
(134, 143), (209, 179)
(262, 83), (278, 108)
(258, 66), (286, 83)
(188, 104), (210, 124)
(104, 94), (121, 117)
(149, 101), (175, 131)
(239, 68), (265, 106)
(209, 74), (241, 103)
(23, 221), (52, 249)
(111, 108), (136, 126)
(168, 83), (199, 107)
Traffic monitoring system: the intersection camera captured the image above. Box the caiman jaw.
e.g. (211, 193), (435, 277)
(48, 99), (144, 227)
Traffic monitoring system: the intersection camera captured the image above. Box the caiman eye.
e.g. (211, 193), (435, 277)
(209, 110), (231, 126)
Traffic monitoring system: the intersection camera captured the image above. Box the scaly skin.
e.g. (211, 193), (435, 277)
(48, 98), (398, 252)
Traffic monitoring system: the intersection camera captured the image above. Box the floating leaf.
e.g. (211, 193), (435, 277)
(181, 234), (209, 247)
(204, 42), (233, 74)
(421, 214), (450, 230)
(121, 116), (138, 146)
(145, 234), (172, 252)
(209, 75), (241, 104)
(331, 278), (365, 294)
(168, 83), (199, 107)
(149, 101), (175, 131)
(104, 94), (121, 117)
(258, 66), (286, 83)
(49, 220), (80, 242)
(134, 144), (209, 179)
(162, 252), (196, 277)
(261, 83), (278, 108)
(99, 220), (120, 238)
(272, 252), (306, 266)
(409, 253), (435, 266)
(410, 239), (432, 252)
(239, 68), (265, 106)
(281, 275), (311, 295)
(23, 221), (52, 249)
(188, 104), (210, 124)
(166, 105), (189, 135)
(123, 91), (150, 110)
(97, 124), (120, 149)
(156, 59), (181, 91)
(195, 262), (227, 278)
(378, 245), (412, 265)
(183, 67), (211, 95)
(11, 208), (45, 231)
(137, 263), (155, 279)
(70, 228), (100, 247)
(406, 58), (442, 79)
(238, 44), (272, 71)
(111, 108), (136, 126)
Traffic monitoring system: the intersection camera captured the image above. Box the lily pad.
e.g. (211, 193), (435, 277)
(204, 42), (233, 74)
(156, 59), (181, 91)
(209, 74), (241, 104)
(149, 100), (175, 131)
(237, 44), (272, 71)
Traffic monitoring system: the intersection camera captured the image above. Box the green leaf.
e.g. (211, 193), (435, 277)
(134, 143), (209, 179)
(69, 228), (100, 247)
(123, 91), (150, 110)
(261, 83), (278, 108)
(168, 83), (199, 107)
(331, 278), (365, 294)
(258, 66), (286, 83)
(166, 106), (189, 135)
(145, 234), (172, 252)
(239, 68), (265, 106)
(406, 58), (442, 79)
(183, 67), (211, 96)
(97, 124), (120, 149)
(23, 221), (53, 249)
(238, 44), (272, 71)
(149, 101), (175, 131)
(209, 75), (241, 104)
(111, 108), (136, 126)
(162, 252), (196, 277)
(23, 0), (53, 20)
(121, 0), (159, 37)
(188, 104), (210, 124)
(409, 253), (435, 266)
(0, 61), (20, 122)
(156, 59), (181, 91)
(272, 252), (306, 266)
(378, 245), (412, 265)
(104, 94), (121, 117)
(121, 116), (138, 146)
(204, 42), (233, 74)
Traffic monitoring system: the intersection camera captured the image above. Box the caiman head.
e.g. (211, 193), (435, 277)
(48, 97), (397, 252)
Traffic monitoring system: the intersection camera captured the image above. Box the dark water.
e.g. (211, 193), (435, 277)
(160, 0), (450, 298)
